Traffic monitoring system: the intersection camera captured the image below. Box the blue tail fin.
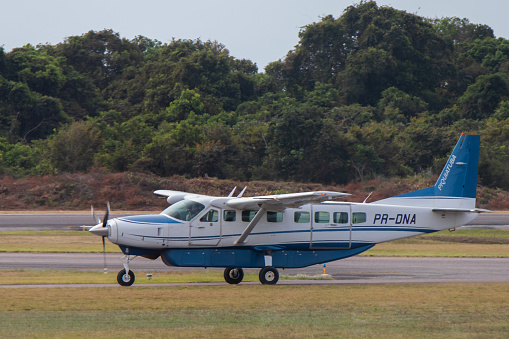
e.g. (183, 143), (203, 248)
(376, 134), (480, 208)
(438, 134), (480, 198)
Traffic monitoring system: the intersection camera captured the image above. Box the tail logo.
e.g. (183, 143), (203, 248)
(437, 155), (456, 191)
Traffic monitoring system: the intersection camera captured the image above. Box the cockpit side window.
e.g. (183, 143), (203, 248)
(200, 209), (219, 222)
(161, 200), (205, 221)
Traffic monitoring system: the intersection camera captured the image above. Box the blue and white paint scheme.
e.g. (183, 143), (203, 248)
(89, 134), (489, 286)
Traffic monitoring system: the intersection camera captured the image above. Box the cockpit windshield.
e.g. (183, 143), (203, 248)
(160, 200), (205, 221)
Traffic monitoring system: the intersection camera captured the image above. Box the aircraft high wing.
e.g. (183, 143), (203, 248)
(220, 191), (350, 211)
(154, 189), (349, 211)
(89, 134), (490, 287)
(154, 190), (350, 246)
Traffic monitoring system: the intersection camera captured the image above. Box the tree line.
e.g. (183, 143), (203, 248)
(1, 1), (509, 189)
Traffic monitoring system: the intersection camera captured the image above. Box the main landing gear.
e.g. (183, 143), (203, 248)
(259, 266), (279, 285)
(224, 267), (244, 284)
(223, 266), (280, 285)
(223, 250), (279, 285)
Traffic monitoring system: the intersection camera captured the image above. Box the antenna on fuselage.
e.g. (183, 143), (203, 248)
(228, 187), (237, 197)
(363, 191), (373, 203)
(237, 186), (247, 197)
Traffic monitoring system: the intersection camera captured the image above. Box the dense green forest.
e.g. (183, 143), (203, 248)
(1, 1), (509, 189)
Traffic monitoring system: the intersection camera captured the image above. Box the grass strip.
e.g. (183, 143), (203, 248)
(0, 283), (507, 338)
(0, 231), (121, 253)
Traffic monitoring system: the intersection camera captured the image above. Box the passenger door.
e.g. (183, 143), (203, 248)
(189, 208), (221, 246)
(310, 205), (352, 249)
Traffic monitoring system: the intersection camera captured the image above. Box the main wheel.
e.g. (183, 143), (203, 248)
(259, 266), (279, 285)
(117, 269), (135, 286)
(224, 267), (244, 284)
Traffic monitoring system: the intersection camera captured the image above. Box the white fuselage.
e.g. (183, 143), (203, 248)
(105, 200), (478, 251)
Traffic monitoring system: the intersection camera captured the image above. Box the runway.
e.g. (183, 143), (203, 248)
(0, 212), (137, 231)
(1, 253), (508, 287)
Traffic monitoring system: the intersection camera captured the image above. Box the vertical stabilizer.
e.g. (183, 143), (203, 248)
(375, 134), (480, 209)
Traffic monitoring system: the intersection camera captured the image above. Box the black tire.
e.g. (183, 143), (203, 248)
(117, 269), (135, 286)
(224, 267), (244, 284)
(259, 266), (279, 285)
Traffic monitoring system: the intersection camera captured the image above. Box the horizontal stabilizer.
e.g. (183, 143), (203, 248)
(432, 208), (493, 213)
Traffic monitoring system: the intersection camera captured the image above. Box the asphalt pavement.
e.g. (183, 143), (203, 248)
(1, 253), (508, 286)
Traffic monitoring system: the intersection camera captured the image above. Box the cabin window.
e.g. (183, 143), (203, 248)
(267, 211), (283, 222)
(352, 212), (367, 224)
(242, 210), (258, 222)
(294, 211), (310, 223)
(224, 210), (236, 222)
(200, 209), (219, 222)
(161, 200), (205, 221)
(314, 211), (330, 223)
(333, 212), (348, 224)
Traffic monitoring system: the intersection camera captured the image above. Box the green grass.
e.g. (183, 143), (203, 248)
(361, 228), (509, 257)
(0, 284), (508, 338)
(0, 230), (121, 253)
(1, 230), (508, 337)
(413, 228), (509, 242)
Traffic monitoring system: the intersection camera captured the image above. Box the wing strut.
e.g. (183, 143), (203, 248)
(233, 207), (266, 245)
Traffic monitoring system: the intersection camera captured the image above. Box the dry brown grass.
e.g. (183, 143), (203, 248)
(1, 172), (508, 211)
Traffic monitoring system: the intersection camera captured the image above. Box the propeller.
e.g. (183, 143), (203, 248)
(89, 202), (110, 274)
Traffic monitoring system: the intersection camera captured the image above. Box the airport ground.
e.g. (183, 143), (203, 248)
(0, 213), (508, 337)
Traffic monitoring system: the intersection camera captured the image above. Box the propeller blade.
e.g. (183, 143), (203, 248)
(102, 235), (107, 274)
(102, 202), (110, 229)
(89, 202), (111, 237)
(91, 205), (101, 224)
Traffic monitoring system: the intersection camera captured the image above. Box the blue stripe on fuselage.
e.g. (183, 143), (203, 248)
(123, 226), (435, 242)
(118, 214), (182, 224)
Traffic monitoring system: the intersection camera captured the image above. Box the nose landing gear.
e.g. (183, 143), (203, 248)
(117, 269), (135, 286)
(117, 255), (136, 286)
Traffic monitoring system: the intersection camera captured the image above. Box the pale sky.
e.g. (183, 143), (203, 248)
(1, 1), (508, 71)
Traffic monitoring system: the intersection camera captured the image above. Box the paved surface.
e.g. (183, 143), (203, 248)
(1, 253), (508, 287)
(0, 213), (138, 231)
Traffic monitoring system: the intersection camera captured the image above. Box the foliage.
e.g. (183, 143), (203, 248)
(1, 3), (509, 189)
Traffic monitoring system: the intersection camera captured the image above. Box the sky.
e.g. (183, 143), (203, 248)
(2, 0), (509, 71)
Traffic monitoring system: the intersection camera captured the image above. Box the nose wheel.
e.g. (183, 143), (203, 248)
(116, 255), (136, 286)
(117, 269), (135, 286)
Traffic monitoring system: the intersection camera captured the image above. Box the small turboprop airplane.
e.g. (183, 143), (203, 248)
(90, 134), (488, 286)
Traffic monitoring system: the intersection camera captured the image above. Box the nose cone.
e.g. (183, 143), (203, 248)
(89, 223), (108, 237)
